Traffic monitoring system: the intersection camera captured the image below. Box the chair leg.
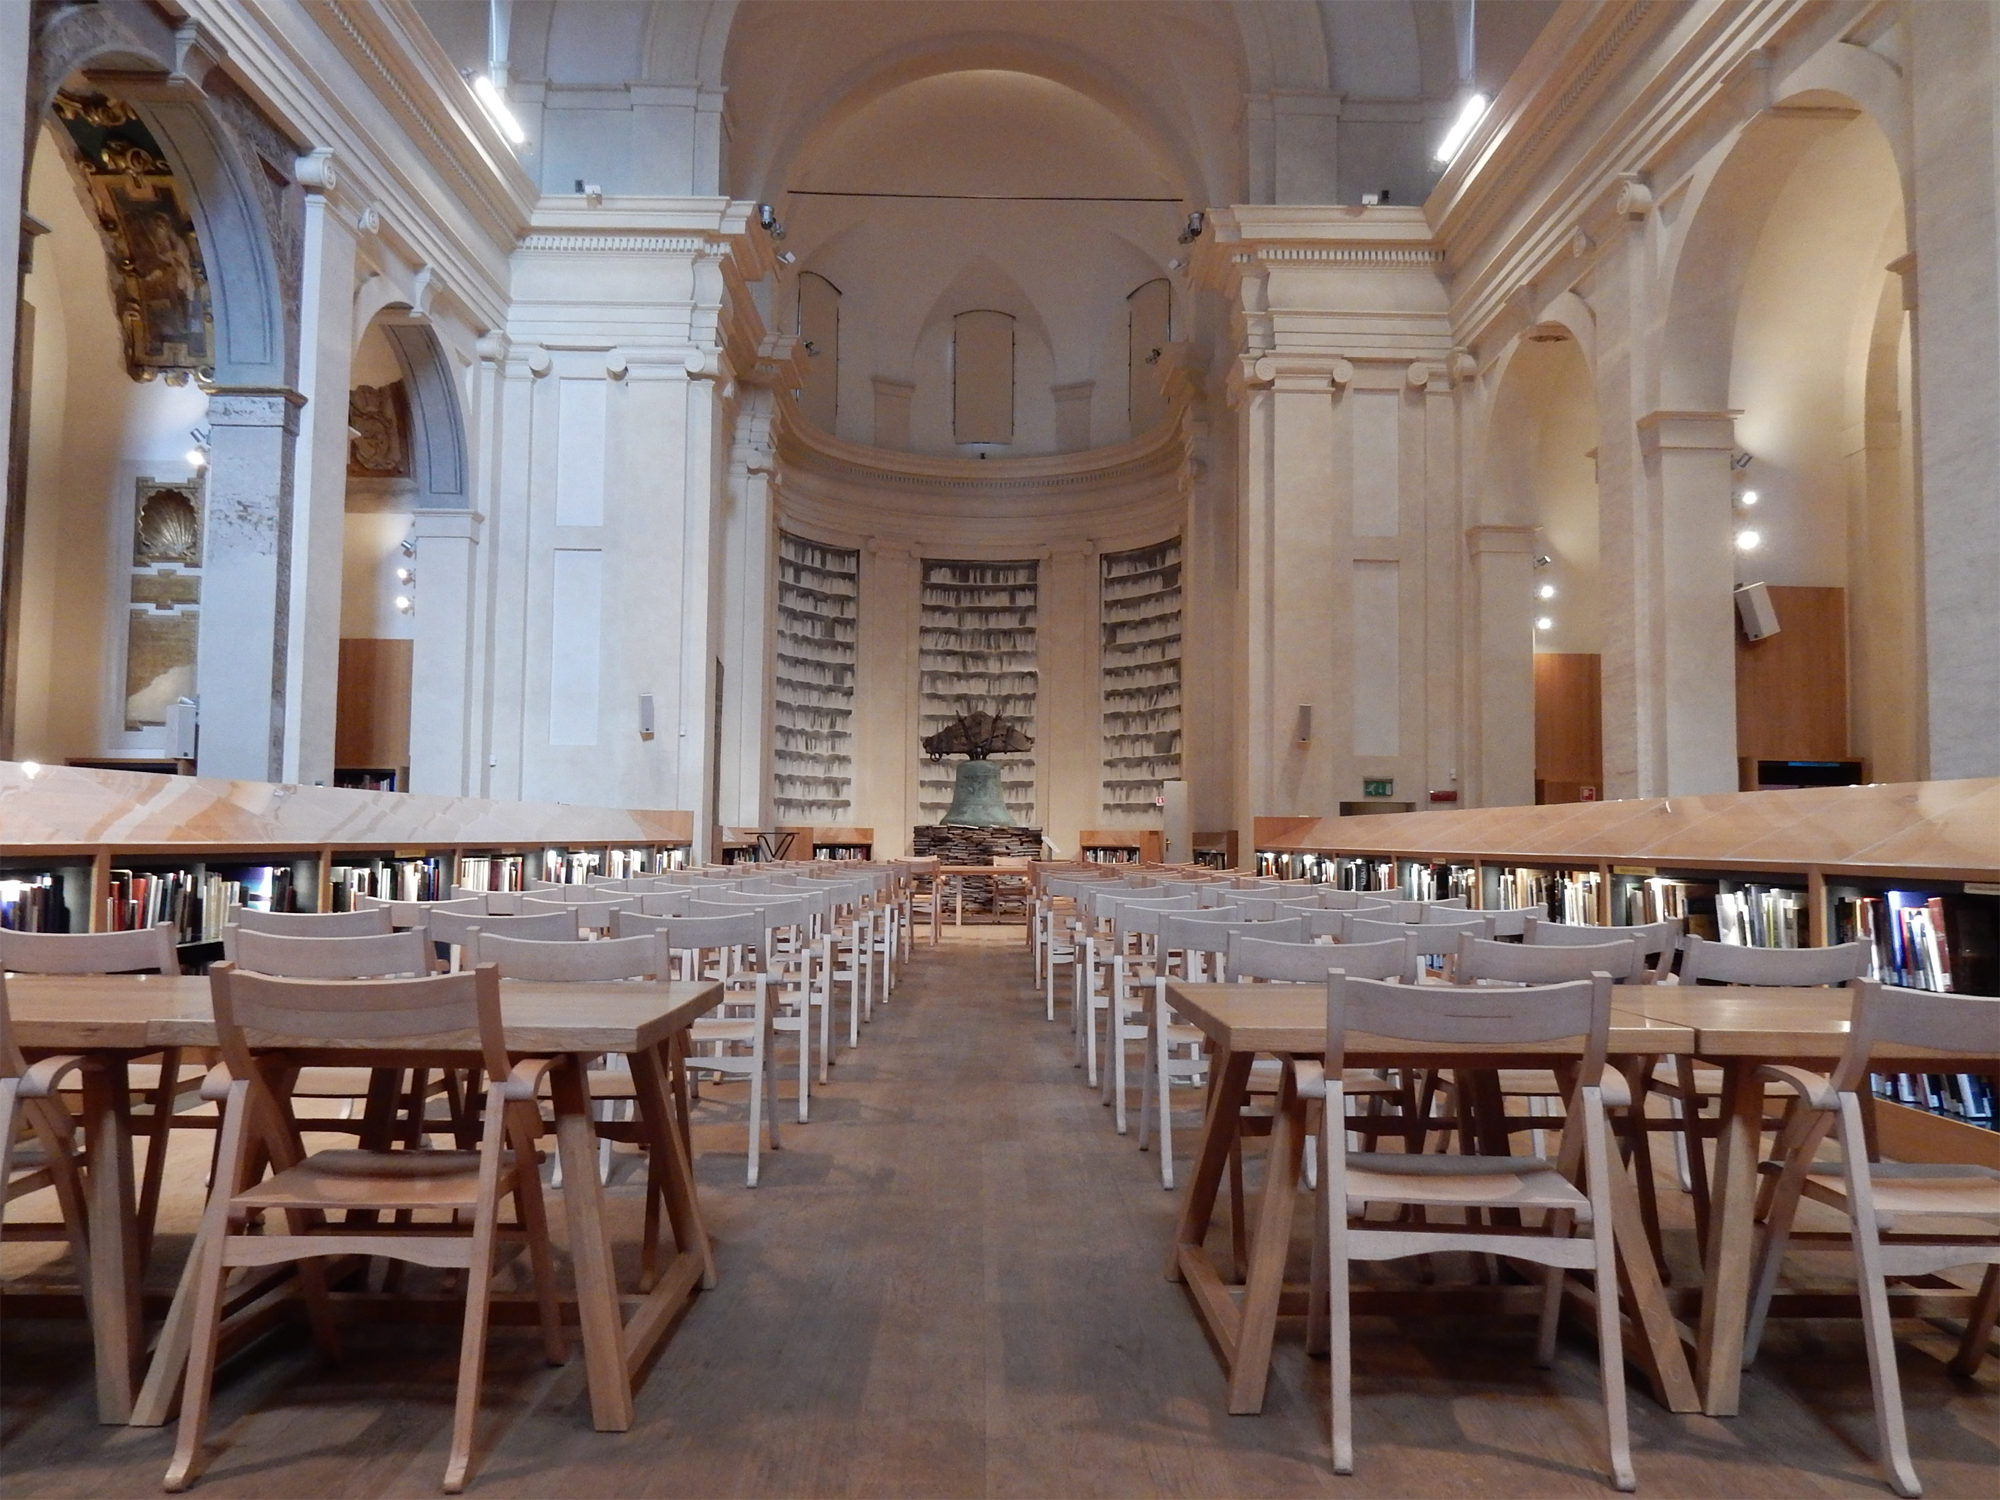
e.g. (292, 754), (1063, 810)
(507, 1104), (568, 1366)
(444, 1211), (499, 1492)
(1584, 1100), (1636, 1491)
(1674, 1054), (1714, 1242)
(1949, 1264), (2000, 1378)
(1327, 1128), (1354, 1474)
(1839, 1102), (1922, 1498)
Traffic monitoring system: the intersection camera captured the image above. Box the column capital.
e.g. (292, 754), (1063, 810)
(1636, 408), (1738, 454)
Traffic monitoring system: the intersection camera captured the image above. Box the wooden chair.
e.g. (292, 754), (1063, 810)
(1743, 980), (2000, 1497)
(518, 893), (635, 935)
(0, 973), (94, 1288)
(224, 905), (393, 938)
(0, 924), (195, 1260)
(1300, 971), (1635, 1490)
(1526, 916), (1679, 982)
(1661, 938), (1873, 1236)
(683, 894), (823, 1117)
(164, 963), (566, 1493)
(425, 907), (580, 966)
(353, 892), (484, 928)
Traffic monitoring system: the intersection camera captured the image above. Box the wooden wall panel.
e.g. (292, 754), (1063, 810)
(1534, 652), (1601, 800)
(1736, 585), (1848, 760)
(335, 638), (412, 770)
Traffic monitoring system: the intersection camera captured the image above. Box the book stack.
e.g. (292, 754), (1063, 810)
(329, 857), (446, 910)
(1834, 891), (1956, 991)
(1715, 884), (1809, 948)
(0, 874), (69, 933)
(1497, 867), (1600, 923)
(457, 854), (526, 892)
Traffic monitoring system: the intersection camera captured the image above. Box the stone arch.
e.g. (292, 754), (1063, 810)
(379, 321), (469, 509)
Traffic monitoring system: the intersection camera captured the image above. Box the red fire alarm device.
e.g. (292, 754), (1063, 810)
(1429, 789), (1458, 803)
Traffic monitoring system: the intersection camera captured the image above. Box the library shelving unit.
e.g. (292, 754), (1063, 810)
(0, 763), (694, 960)
(1079, 829), (1164, 865)
(779, 826), (875, 861)
(1255, 779), (2000, 1136)
(1192, 830), (1239, 872)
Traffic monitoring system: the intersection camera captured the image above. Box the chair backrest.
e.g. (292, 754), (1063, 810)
(1297, 908), (1347, 941)
(1525, 915), (1679, 963)
(519, 894), (631, 931)
(451, 888), (528, 915)
(225, 906), (392, 938)
(1482, 906), (1536, 939)
(637, 889), (697, 918)
(1343, 912), (1491, 947)
(1454, 932), (1643, 984)
(1157, 913), (1304, 960)
(355, 893), (483, 928)
(467, 929), (670, 982)
(616, 908), (766, 954)
(209, 961), (509, 1099)
(1111, 896), (1199, 938)
(1426, 895), (1469, 909)
(1326, 971), (1611, 1086)
(424, 907), (581, 946)
(228, 925), (433, 978)
(0, 923), (178, 975)
(1229, 933), (1418, 985)
(1830, 980), (2000, 1093)
(1678, 935), (1869, 986)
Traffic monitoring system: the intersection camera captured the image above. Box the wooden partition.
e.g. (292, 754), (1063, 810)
(0, 762), (694, 942)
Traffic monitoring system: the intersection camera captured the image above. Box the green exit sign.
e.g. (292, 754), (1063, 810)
(1362, 778), (1395, 798)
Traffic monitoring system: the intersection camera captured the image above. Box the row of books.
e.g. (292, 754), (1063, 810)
(1495, 867), (1601, 925)
(457, 855), (527, 892)
(604, 846), (685, 877)
(104, 866), (294, 942)
(1834, 892), (1956, 992)
(1872, 1071), (1992, 1125)
(543, 850), (604, 883)
(1716, 884), (1810, 949)
(0, 875), (70, 933)
(1083, 847), (1142, 864)
(1407, 863), (1478, 903)
(812, 845), (873, 861)
(328, 858), (448, 909)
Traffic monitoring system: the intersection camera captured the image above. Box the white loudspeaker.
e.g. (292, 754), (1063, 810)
(166, 698), (198, 759)
(1734, 582), (1781, 641)
(1296, 704), (1312, 743)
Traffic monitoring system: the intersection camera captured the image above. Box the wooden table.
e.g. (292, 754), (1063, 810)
(936, 864), (1032, 929)
(1161, 980), (1702, 1417)
(6, 972), (722, 1431)
(1612, 984), (1998, 1416)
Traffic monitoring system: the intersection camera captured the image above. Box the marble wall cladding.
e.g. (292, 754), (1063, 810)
(918, 559), (1039, 824)
(1100, 537), (1181, 818)
(0, 762), (694, 847)
(772, 532), (858, 822)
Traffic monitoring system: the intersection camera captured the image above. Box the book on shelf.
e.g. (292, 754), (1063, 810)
(1715, 884), (1809, 949)
(102, 866), (294, 942)
(1872, 1071), (1994, 1128)
(329, 857), (446, 909)
(541, 849), (603, 883)
(0, 874), (71, 933)
(1496, 867), (1600, 924)
(1834, 891), (1956, 991)
(813, 845), (872, 861)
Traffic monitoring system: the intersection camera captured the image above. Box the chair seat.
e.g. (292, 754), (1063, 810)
(1780, 1160), (2000, 1219)
(234, 1147), (503, 1211)
(1344, 1151), (1590, 1216)
(1292, 1061), (1435, 1099)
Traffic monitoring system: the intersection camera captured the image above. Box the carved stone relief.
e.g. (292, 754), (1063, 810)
(347, 382), (412, 477)
(125, 478), (204, 729)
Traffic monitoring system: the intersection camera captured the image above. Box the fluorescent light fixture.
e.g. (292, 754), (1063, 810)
(1535, 616), (1554, 631)
(472, 75), (527, 145)
(1537, 583), (1556, 600)
(1434, 93), (1489, 163)
(1739, 489), (1758, 506)
(1735, 529), (1762, 552)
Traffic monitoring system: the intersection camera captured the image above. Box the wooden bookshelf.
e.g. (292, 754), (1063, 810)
(0, 762), (694, 935)
(779, 825), (874, 860)
(1079, 829), (1164, 865)
(1193, 830), (1239, 871)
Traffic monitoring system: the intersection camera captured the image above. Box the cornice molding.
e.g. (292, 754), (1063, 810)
(777, 414), (1188, 498)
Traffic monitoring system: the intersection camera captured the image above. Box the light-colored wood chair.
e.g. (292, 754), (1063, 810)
(1525, 916), (1679, 982)
(223, 905), (392, 938)
(0, 972), (93, 1284)
(0, 923), (194, 1262)
(223, 925), (431, 976)
(164, 963), (566, 1493)
(1744, 980), (2000, 1498)
(518, 893), (635, 935)
(1301, 970), (1635, 1490)
(353, 893), (483, 928)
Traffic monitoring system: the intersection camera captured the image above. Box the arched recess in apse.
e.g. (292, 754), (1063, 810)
(1126, 278), (1170, 435)
(796, 272), (841, 432)
(953, 310), (1015, 447)
(1662, 96), (1916, 783)
(335, 315), (469, 792)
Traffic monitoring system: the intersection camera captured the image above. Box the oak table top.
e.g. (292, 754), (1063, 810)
(4, 972), (722, 1055)
(1611, 984), (1997, 1062)
(1162, 979), (1695, 1056)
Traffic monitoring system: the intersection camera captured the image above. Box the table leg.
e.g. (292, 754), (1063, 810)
(135, 1047), (180, 1268)
(1696, 1059), (1760, 1415)
(631, 1040), (716, 1290)
(549, 1053), (633, 1431)
(81, 1057), (142, 1424)
(1228, 1061), (1305, 1415)
(1167, 1049), (1252, 1280)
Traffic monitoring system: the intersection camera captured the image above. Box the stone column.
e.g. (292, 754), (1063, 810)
(852, 537), (920, 852)
(716, 387), (777, 829)
(1908, 3), (2000, 777)
(196, 387), (303, 781)
(1465, 525), (1538, 807)
(407, 507), (482, 795)
(281, 148), (356, 787)
(1038, 541), (1100, 856)
(1637, 409), (1740, 795)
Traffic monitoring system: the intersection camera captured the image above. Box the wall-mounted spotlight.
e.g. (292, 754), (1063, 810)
(399, 536), (416, 559)
(758, 203), (786, 240)
(1737, 489), (1759, 506)
(1537, 582), (1556, 600)
(1532, 553), (1552, 569)
(394, 595), (414, 614)
(1178, 211), (1205, 245)
(1535, 616), (1554, 631)
(1735, 529), (1762, 552)
(395, 567), (414, 585)
(185, 448), (207, 469)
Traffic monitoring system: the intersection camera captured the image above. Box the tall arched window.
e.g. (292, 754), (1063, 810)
(796, 272), (841, 431)
(953, 309), (1014, 445)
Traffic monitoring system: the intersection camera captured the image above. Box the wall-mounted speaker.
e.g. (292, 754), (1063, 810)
(1296, 704), (1312, 743)
(1734, 582), (1781, 641)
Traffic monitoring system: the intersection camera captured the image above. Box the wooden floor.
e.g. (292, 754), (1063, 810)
(4, 927), (1996, 1497)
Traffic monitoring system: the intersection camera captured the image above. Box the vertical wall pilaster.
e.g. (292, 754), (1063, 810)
(408, 507), (481, 794)
(197, 387), (303, 780)
(1465, 525), (1537, 807)
(717, 387), (777, 829)
(1040, 542), (1099, 855)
